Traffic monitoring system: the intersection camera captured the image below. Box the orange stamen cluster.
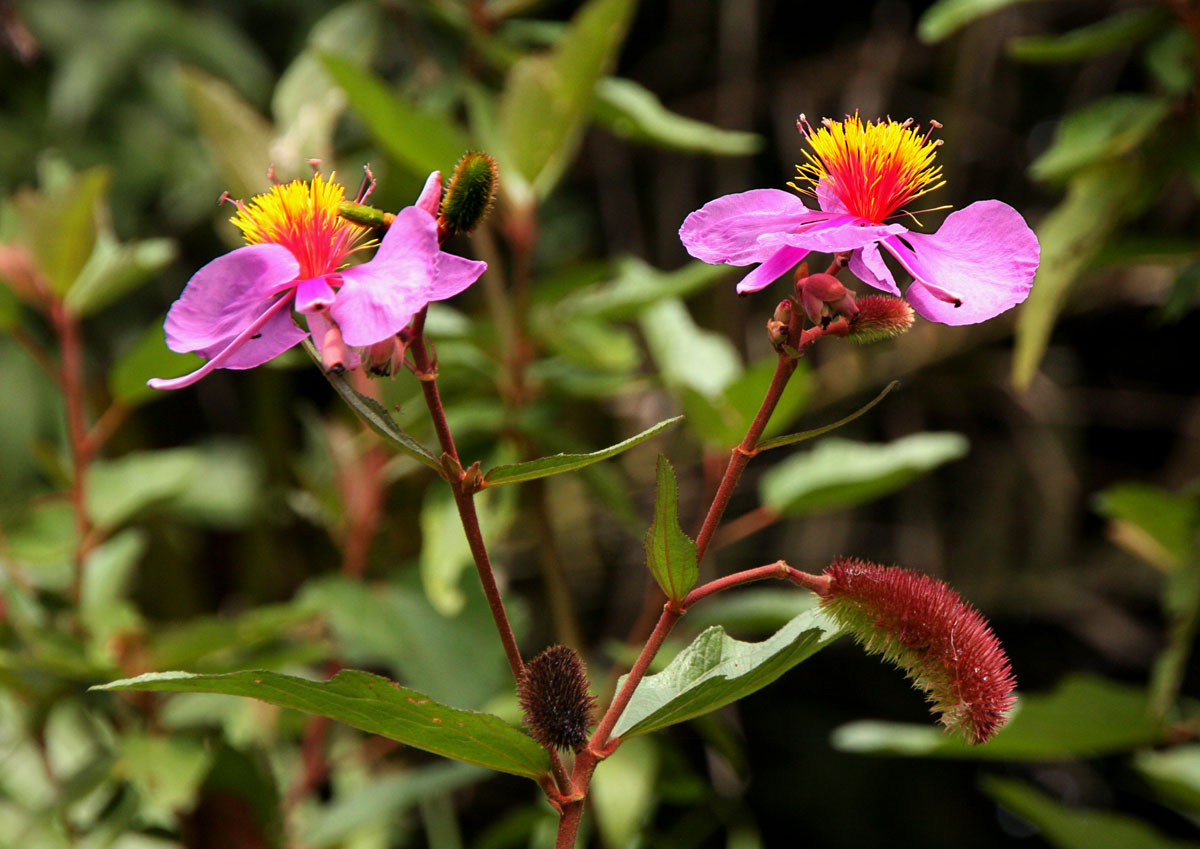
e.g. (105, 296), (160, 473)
(230, 172), (372, 279)
(792, 113), (946, 224)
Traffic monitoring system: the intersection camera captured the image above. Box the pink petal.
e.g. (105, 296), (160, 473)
(163, 244), (299, 353)
(679, 189), (827, 265)
(882, 201), (1039, 325)
(848, 242), (900, 296)
(415, 171), (442, 217)
(306, 310), (362, 370)
(757, 215), (909, 254)
(430, 251), (487, 301)
(816, 180), (848, 214)
(295, 275), (336, 313)
(331, 207), (436, 347)
(735, 245), (809, 294)
(149, 294), (302, 389)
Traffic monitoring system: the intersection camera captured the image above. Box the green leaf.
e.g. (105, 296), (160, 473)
(96, 669), (550, 779)
(644, 455), (698, 603)
(831, 674), (1163, 759)
(759, 433), (969, 517)
(679, 357), (811, 449)
(321, 53), (471, 179)
(300, 573), (519, 709)
(548, 256), (730, 321)
(420, 474), (517, 616)
(1030, 95), (1170, 184)
(1159, 261), (1200, 324)
(272, 4), (382, 169)
(12, 167), (109, 296)
(917, 0), (1046, 43)
(590, 736), (659, 849)
(984, 777), (1200, 849)
(1012, 161), (1151, 388)
(116, 732), (212, 828)
(1007, 8), (1166, 63)
(64, 232), (175, 316)
(482, 416), (682, 486)
(593, 77), (761, 155)
(304, 762), (486, 849)
(1094, 483), (1199, 569)
(1145, 26), (1197, 97)
(312, 346), (442, 471)
(86, 444), (265, 531)
(498, 0), (636, 194)
(612, 607), (842, 738)
(755, 381), (898, 453)
(1136, 745), (1200, 820)
(149, 602), (320, 672)
(640, 298), (742, 399)
(178, 66), (273, 199)
(109, 320), (200, 407)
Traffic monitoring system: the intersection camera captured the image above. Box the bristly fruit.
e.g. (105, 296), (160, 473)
(439, 152), (498, 238)
(518, 645), (597, 752)
(820, 558), (1016, 744)
(845, 295), (914, 343)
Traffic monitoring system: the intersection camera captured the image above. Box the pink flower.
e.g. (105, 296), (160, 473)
(149, 171), (485, 389)
(820, 558), (1017, 744)
(679, 114), (1040, 325)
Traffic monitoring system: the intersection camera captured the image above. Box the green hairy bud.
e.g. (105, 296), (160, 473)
(439, 152), (498, 237)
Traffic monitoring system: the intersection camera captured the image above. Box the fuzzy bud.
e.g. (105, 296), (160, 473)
(518, 645), (596, 752)
(439, 152), (498, 238)
(797, 272), (859, 327)
(820, 558), (1017, 744)
(846, 295), (915, 344)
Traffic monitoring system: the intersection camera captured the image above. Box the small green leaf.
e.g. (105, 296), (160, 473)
(96, 669), (550, 780)
(759, 433), (969, 517)
(482, 416), (682, 486)
(1007, 8), (1166, 64)
(593, 77), (761, 155)
(116, 732), (212, 828)
(311, 344), (442, 471)
(1012, 161), (1152, 388)
(831, 674), (1163, 760)
(498, 0), (636, 194)
(1094, 483), (1199, 569)
(304, 762), (486, 849)
(917, 0), (1046, 44)
(178, 66), (273, 199)
(613, 607), (841, 738)
(1136, 745), (1200, 820)
(12, 167), (109, 296)
(1145, 26), (1197, 97)
(64, 233), (175, 316)
(321, 53), (472, 179)
(549, 256), (730, 321)
(640, 298), (741, 399)
(984, 777), (1200, 849)
(109, 320), (199, 407)
(1030, 95), (1170, 184)
(644, 455), (698, 602)
(755, 381), (898, 453)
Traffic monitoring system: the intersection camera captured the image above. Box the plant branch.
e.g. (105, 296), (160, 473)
(50, 302), (93, 605)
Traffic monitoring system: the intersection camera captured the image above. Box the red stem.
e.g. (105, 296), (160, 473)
(51, 303), (92, 605)
(692, 352), (796, 561)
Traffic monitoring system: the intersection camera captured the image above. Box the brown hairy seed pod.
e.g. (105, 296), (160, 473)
(518, 645), (597, 752)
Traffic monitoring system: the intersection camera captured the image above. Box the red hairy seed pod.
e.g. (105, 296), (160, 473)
(820, 558), (1017, 744)
(846, 295), (915, 343)
(518, 645), (597, 752)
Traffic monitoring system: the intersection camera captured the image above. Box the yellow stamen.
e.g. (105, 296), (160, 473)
(790, 113), (946, 224)
(230, 172), (372, 280)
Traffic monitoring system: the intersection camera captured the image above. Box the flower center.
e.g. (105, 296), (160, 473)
(230, 172), (371, 280)
(791, 114), (946, 224)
